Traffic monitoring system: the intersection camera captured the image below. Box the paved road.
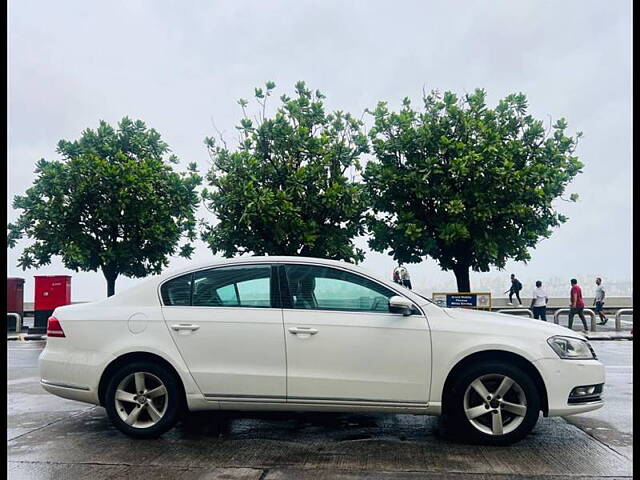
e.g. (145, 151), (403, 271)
(7, 340), (632, 479)
(564, 340), (633, 461)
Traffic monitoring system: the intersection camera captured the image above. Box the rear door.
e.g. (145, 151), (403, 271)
(160, 264), (286, 401)
(280, 263), (431, 406)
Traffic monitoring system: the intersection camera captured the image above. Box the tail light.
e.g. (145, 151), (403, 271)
(47, 316), (66, 338)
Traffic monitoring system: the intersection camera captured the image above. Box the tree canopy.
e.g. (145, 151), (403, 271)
(7, 117), (201, 296)
(201, 81), (369, 262)
(364, 89), (583, 291)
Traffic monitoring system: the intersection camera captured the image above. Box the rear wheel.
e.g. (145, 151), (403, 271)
(104, 361), (182, 438)
(445, 361), (541, 445)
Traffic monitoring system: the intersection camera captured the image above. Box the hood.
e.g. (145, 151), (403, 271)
(441, 307), (586, 340)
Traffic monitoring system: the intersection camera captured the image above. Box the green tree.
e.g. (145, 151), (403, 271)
(7, 117), (201, 296)
(201, 81), (369, 262)
(364, 89), (583, 292)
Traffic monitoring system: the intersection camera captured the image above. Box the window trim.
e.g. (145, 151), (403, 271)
(157, 260), (423, 316)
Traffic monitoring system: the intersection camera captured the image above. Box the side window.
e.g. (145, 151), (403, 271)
(160, 273), (193, 306)
(216, 284), (239, 305)
(284, 264), (396, 312)
(192, 265), (272, 308)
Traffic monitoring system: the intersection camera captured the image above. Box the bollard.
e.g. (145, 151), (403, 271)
(615, 308), (633, 332)
(553, 308), (597, 332)
(7, 312), (22, 334)
(496, 308), (533, 318)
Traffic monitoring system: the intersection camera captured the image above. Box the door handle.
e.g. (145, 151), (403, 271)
(288, 327), (318, 335)
(171, 324), (200, 331)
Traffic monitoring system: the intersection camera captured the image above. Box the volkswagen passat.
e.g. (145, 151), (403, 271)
(40, 256), (604, 444)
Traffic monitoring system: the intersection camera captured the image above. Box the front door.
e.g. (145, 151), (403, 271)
(160, 264), (286, 401)
(280, 264), (431, 406)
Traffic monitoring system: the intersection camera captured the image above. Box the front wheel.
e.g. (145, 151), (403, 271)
(104, 361), (182, 438)
(445, 361), (541, 445)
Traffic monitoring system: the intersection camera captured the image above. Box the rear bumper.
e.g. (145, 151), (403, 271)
(40, 379), (100, 404)
(534, 357), (605, 416)
(39, 342), (112, 405)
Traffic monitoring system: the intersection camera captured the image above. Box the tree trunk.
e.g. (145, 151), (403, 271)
(453, 264), (471, 292)
(106, 276), (117, 297)
(102, 265), (118, 297)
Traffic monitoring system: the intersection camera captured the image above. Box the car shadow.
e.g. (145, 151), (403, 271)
(176, 410), (436, 442)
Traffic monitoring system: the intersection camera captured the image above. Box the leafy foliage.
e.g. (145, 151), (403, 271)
(364, 89), (583, 291)
(7, 117), (201, 296)
(202, 81), (369, 262)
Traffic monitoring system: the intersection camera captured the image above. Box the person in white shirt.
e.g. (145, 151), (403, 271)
(593, 277), (608, 325)
(529, 280), (548, 321)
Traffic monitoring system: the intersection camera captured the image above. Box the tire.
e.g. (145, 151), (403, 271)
(104, 360), (182, 438)
(444, 361), (541, 446)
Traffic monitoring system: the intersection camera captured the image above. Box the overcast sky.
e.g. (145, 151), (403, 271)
(7, 0), (632, 301)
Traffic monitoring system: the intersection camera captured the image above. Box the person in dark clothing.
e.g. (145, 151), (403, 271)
(505, 274), (523, 305)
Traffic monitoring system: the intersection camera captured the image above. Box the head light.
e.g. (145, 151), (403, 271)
(547, 336), (596, 360)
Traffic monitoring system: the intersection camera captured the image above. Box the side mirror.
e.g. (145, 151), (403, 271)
(389, 295), (414, 316)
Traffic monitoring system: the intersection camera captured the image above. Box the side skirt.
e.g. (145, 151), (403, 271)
(193, 393), (441, 415)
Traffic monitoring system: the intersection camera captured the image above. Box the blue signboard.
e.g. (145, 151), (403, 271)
(432, 292), (492, 310)
(447, 294), (478, 308)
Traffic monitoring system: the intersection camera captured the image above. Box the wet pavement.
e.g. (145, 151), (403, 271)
(7, 340), (632, 479)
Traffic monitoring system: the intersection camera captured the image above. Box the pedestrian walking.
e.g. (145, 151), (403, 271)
(393, 265), (412, 290)
(568, 278), (588, 332)
(392, 268), (402, 285)
(593, 277), (608, 325)
(530, 280), (548, 321)
(400, 266), (412, 290)
(504, 274), (523, 305)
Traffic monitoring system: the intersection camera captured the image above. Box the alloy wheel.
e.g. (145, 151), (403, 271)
(463, 373), (527, 436)
(114, 371), (169, 429)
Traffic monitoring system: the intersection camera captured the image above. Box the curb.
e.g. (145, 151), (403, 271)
(585, 335), (633, 341)
(7, 334), (47, 341)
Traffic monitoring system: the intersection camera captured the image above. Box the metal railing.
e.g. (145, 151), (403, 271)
(496, 308), (533, 318)
(553, 308), (597, 332)
(615, 308), (633, 332)
(7, 313), (22, 334)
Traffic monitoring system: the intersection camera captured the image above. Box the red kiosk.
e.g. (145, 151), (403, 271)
(7, 277), (25, 332)
(33, 275), (71, 334)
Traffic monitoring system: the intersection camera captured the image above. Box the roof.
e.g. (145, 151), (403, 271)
(159, 255), (360, 279)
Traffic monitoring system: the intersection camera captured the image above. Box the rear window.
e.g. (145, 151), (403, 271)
(160, 266), (273, 308)
(192, 265), (271, 308)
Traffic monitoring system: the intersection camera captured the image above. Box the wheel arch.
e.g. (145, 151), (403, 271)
(98, 351), (187, 408)
(441, 350), (549, 416)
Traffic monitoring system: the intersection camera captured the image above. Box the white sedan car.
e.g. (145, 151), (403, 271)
(40, 256), (604, 445)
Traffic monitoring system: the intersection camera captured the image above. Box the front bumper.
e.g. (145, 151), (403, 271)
(534, 357), (605, 416)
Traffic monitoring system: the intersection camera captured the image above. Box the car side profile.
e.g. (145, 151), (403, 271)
(39, 256), (605, 445)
